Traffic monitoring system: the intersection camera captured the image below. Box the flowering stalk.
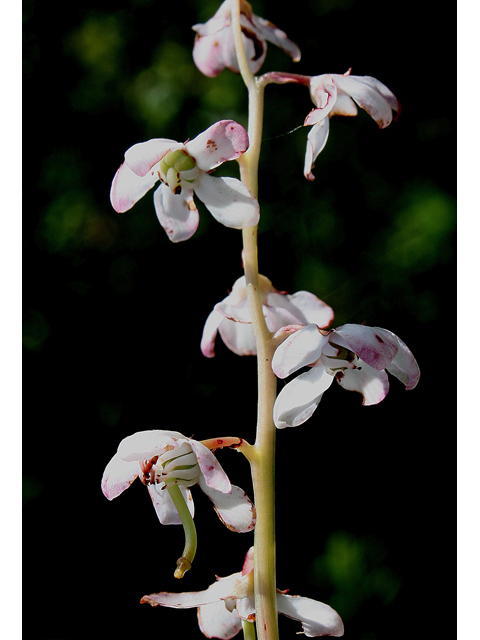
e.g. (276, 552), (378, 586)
(232, 2), (279, 639)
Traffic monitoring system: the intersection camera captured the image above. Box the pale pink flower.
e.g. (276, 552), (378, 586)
(192, 0), (301, 78)
(272, 323), (419, 428)
(110, 120), (259, 241)
(102, 430), (256, 532)
(304, 71), (400, 180)
(141, 547), (344, 639)
(201, 274), (334, 357)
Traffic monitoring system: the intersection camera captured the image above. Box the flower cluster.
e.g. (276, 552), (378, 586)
(141, 547), (344, 639)
(201, 274), (334, 357)
(192, 0), (301, 77)
(102, 430), (256, 533)
(110, 120), (259, 242)
(102, 1), (420, 639)
(272, 323), (419, 428)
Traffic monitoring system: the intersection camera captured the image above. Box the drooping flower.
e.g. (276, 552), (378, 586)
(141, 547), (344, 639)
(272, 323), (419, 428)
(110, 120), (259, 242)
(303, 70), (400, 180)
(192, 0), (301, 78)
(201, 274), (334, 357)
(101, 430), (256, 533)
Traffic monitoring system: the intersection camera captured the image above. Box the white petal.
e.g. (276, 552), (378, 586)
(199, 477), (256, 533)
(270, 290), (334, 329)
(272, 323), (329, 378)
(201, 310), (224, 358)
(185, 120), (249, 172)
(101, 454), (139, 500)
(250, 14), (301, 61)
(117, 430), (186, 462)
(148, 483), (194, 525)
(307, 75), (337, 116)
(304, 120), (330, 181)
(334, 74), (397, 128)
(277, 593), (344, 637)
(336, 362), (389, 406)
(110, 162), (158, 213)
(192, 31), (231, 78)
(334, 324), (398, 370)
(218, 319), (257, 356)
(198, 601), (243, 639)
(380, 329), (420, 390)
(273, 365), (334, 429)
(124, 138), (180, 176)
(188, 439), (232, 493)
(330, 92), (358, 117)
(141, 573), (241, 608)
(153, 184), (199, 242)
(194, 174), (260, 229)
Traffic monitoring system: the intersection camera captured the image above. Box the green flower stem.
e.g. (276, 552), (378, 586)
(232, 3), (279, 640)
(166, 482), (197, 579)
(242, 619), (258, 640)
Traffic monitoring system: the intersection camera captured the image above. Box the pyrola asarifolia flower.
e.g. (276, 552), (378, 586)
(304, 71), (400, 180)
(272, 323), (419, 428)
(192, 0), (301, 78)
(102, 430), (256, 532)
(201, 274), (334, 357)
(110, 120), (259, 242)
(141, 547), (344, 638)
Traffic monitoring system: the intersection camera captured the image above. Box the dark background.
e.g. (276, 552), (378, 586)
(23, 0), (455, 638)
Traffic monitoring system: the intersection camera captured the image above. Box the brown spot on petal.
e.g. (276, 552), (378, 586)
(206, 139), (218, 151)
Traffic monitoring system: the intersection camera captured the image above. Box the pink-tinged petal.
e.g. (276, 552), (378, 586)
(199, 477), (256, 532)
(336, 363), (389, 406)
(117, 429), (185, 462)
(305, 75), (337, 124)
(110, 162), (158, 213)
(124, 139), (180, 176)
(334, 324), (398, 370)
(214, 275), (250, 322)
(141, 572), (241, 608)
(188, 439), (232, 493)
(185, 121), (249, 172)
(198, 601), (243, 639)
(272, 323), (329, 378)
(153, 183), (200, 242)
(101, 454), (139, 500)
(241, 547), (255, 576)
(192, 1), (231, 38)
(250, 14), (301, 61)
(147, 484), (194, 525)
(380, 329), (420, 390)
(201, 310), (224, 358)
(273, 365), (334, 429)
(304, 120), (330, 181)
(350, 75), (400, 113)
(270, 291), (334, 329)
(334, 74), (397, 128)
(192, 32), (231, 78)
(219, 319), (257, 356)
(215, 300), (251, 324)
(330, 92), (358, 117)
(263, 302), (301, 333)
(276, 593), (344, 637)
(238, 24), (267, 74)
(194, 174), (259, 229)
